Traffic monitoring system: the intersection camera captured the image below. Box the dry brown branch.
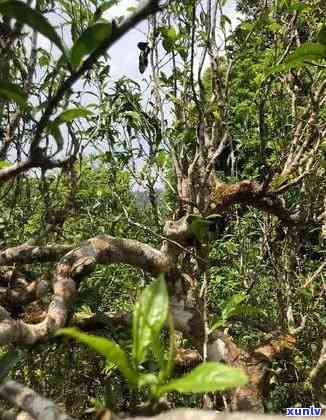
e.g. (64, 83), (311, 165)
(0, 270), (51, 310)
(0, 380), (75, 420)
(208, 180), (298, 226)
(0, 235), (172, 345)
(310, 339), (326, 406)
(0, 245), (74, 266)
(169, 287), (296, 413)
(303, 260), (326, 288)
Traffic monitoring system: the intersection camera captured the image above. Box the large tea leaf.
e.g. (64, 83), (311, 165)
(132, 275), (169, 366)
(70, 22), (112, 68)
(51, 108), (92, 125)
(158, 362), (247, 395)
(57, 328), (138, 384)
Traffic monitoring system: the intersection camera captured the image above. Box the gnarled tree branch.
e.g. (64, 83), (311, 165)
(0, 235), (172, 345)
(0, 380), (318, 420)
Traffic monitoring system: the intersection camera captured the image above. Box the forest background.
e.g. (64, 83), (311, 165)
(0, 0), (325, 418)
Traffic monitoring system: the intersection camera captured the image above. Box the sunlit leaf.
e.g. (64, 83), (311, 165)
(240, 22), (254, 32)
(0, 1), (66, 56)
(288, 42), (326, 63)
(269, 21), (282, 33)
(0, 161), (11, 169)
(221, 292), (246, 320)
(160, 26), (179, 52)
(189, 215), (210, 243)
(287, 2), (311, 12)
(137, 373), (159, 387)
(52, 108), (93, 124)
(209, 318), (225, 332)
(70, 22), (112, 68)
(271, 174), (290, 189)
(158, 362), (247, 395)
(155, 151), (167, 168)
(132, 275), (169, 366)
(124, 111), (141, 123)
(210, 292), (248, 333)
(57, 328), (138, 384)
(267, 61), (304, 75)
(229, 304), (266, 319)
(206, 213), (222, 219)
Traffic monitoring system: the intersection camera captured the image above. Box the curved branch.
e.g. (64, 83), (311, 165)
(0, 235), (171, 345)
(0, 272), (51, 308)
(0, 245), (74, 266)
(0, 380), (75, 420)
(311, 339), (326, 406)
(209, 180), (298, 226)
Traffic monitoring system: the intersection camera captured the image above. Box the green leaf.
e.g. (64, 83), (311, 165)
(52, 108), (93, 125)
(165, 27), (178, 41)
(271, 174), (290, 189)
(0, 81), (28, 109)
(287, 2), (311, 12)
(189, 215), (210, 243)
(318, 26), (326, 46)
(0, 161), (11, 169)
(137, 373), (159, 387)
(269, 21), (282, 33)
(155, 151), (167, 168)
(132, 275), (169, 366)
(161, 26), (179, 52)
(124, 111), (141, 124)
(206, 213), (222, 219)
(70, 22), (112, 68)
(0, 350), (21, 383)
(48, 108), (92, 153)
(0, 1), (66, 56)
(221, 292), (246, 319)
(158, 362), (247, 395)
(210, 292), (247, 333)
(240, 22), (254, 32)
(288, 42), (326, 63)
(229, 304), (265, 319)
(209, 318), (225, 332)
(267, 61), (304, 75)
(57, 328), (138, 384)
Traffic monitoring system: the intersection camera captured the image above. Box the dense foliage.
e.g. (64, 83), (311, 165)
(0, 0), (325, 418)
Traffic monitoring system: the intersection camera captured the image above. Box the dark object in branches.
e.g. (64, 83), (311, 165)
(138, 41), (150, 73)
